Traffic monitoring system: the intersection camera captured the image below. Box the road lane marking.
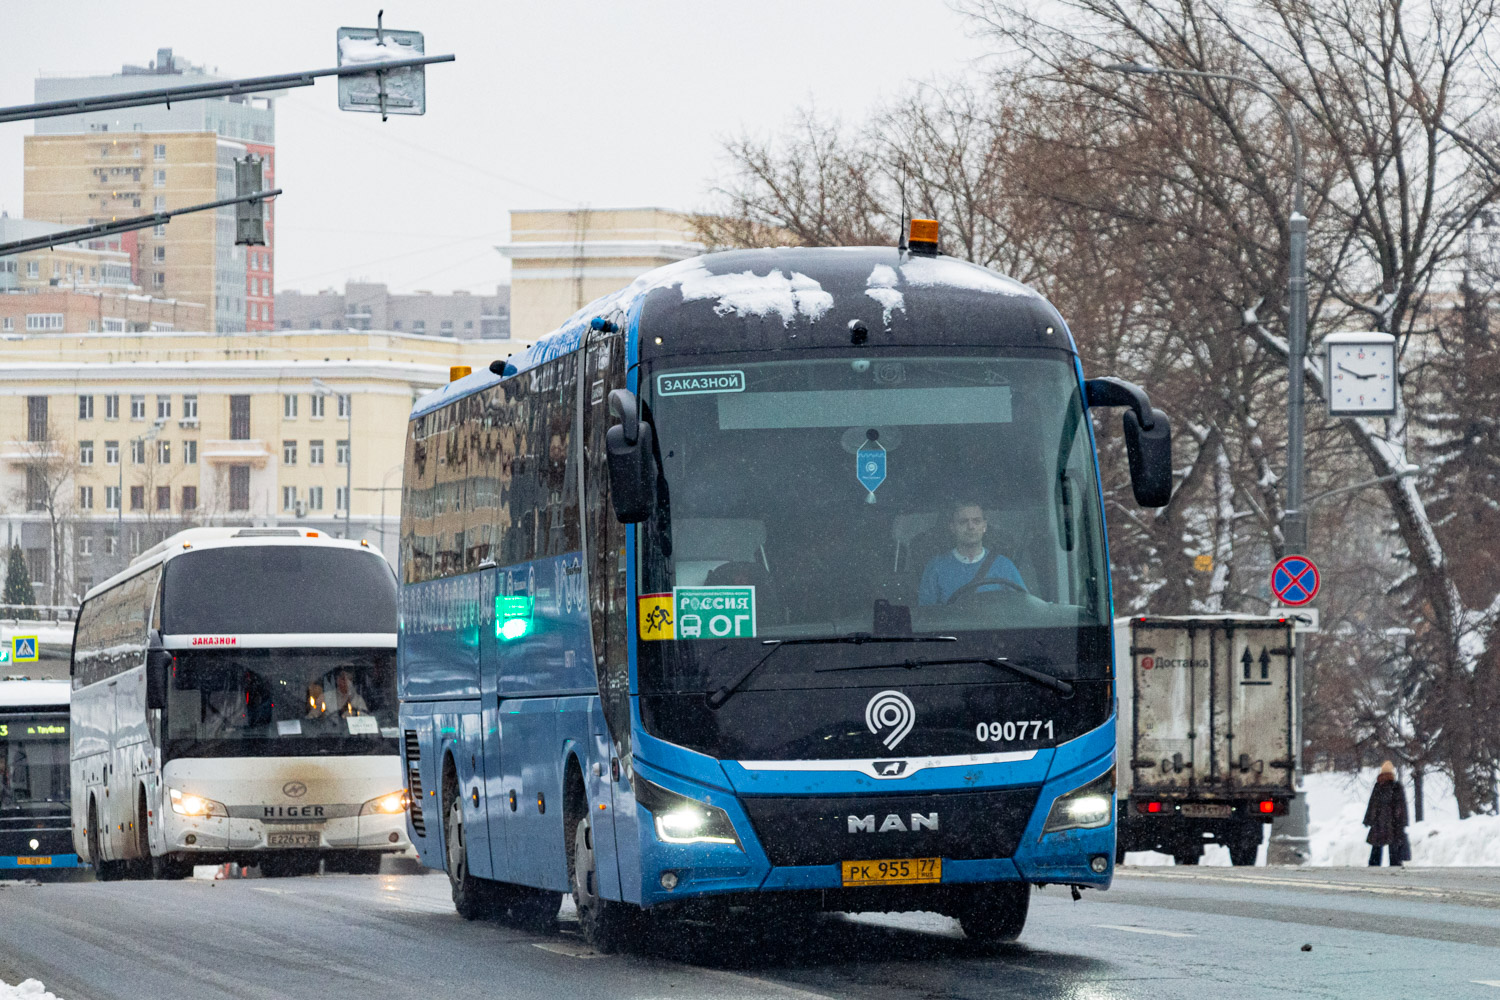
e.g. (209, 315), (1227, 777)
(1472, 981), (1500, 988)
(532, 940), (603, 959)
(1095, 923), (1197, 938)
(1116, 869), (1500, 905)
(696, 969), (838, 999)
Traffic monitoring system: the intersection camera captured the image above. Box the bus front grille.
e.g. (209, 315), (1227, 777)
(403, 729), (427, 837)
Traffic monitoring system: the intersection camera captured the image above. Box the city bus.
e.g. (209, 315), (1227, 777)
(397, 226), (1172, 948)
(2, 677), (80, 873)
(71, 527), (409, 879)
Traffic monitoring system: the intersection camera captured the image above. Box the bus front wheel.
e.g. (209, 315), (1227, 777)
(956, 883), (1030, 945)
(571, 817), (634, 953)
(445, 792), (502, 919)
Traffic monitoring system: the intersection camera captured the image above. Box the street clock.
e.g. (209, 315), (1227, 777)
(1324, 332), (1397, 417)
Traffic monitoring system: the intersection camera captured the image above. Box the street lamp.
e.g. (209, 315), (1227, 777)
(118, 417), (166, 570)
(311, 379), (352, 539)
(1105, 60), (1311, 863)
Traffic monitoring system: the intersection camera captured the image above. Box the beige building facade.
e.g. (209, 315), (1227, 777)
(0, 330), (512, 603)
(498, 207), (703, 342)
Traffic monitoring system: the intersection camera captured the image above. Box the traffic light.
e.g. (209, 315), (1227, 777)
(234, 155), (267, 246)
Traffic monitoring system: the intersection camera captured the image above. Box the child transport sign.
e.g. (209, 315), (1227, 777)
(638, 587), (756, 640)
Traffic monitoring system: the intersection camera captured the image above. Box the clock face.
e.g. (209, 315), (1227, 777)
(1327, 341), (1396, 415)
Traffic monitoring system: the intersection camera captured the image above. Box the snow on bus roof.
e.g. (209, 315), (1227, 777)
(410, 248), (1048, 419)
(0, 677), (70, 708)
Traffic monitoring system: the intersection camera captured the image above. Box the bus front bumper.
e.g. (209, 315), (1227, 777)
(159, 810), (409, 854)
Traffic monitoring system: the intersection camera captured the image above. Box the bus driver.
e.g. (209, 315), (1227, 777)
(918, 501), (1027, 605)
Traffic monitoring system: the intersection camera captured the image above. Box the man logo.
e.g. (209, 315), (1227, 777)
(282, 781), (308, 799)
(874, 760), (908, 777)
(865, 690), (915, 750)
(847, 813), (940, 833)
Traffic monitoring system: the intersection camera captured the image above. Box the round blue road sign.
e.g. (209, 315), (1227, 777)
(1270, 555), (1320, 607)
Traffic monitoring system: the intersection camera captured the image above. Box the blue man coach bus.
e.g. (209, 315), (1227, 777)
(397, 221), (1172, 948)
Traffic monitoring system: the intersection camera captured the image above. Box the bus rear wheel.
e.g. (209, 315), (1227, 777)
(571, 816), (635, 953)
(956, 883), (1030, 945)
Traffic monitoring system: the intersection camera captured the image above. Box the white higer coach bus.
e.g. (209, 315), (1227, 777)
(70, 527), (409, 879)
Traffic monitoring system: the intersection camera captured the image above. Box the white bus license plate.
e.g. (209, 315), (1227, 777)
(1180, 803), (1232, 819)
(267, 833), (320, 848)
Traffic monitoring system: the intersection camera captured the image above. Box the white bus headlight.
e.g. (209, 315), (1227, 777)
(1043, 767), (1115, 834)
(169, 787), (228, 818)
(633, 775), (739, 847)
(361, 790), (409, 815)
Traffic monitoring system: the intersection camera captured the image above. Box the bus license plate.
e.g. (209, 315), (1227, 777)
(16, 856), (51, 866)
(1181, 803), (1233, 819)
(266, 833), (320, 848)
(841, 858), (941, 887)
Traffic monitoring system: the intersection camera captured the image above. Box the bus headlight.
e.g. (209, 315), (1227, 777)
(361, 790), (409, 815)
(1042, 767), (1115, 834)
(633, 775), (740, 847)
(168, 787), (228, 818)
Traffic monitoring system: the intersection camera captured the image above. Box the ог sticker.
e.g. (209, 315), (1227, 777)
(673, 586), (756, 639)
(657, 370), (745, 396)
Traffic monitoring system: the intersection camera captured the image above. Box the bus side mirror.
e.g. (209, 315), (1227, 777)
(1123, 407), (1172, 507)
(605, 389), (657, 524)
(146, 649), (173, 710)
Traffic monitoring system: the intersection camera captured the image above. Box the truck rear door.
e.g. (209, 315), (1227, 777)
(1130, 621), (1212, 792)
(1213, 621), (1294, 794)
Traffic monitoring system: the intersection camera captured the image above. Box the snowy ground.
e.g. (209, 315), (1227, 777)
(1124, 768), (1500, 867)
(0, 981), (60, 1000)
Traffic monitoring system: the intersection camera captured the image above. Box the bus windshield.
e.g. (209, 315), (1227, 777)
(0, 714), (69, 813)
(163, 648), (397, 759)
(637, 351), (1109, 694)
(161, 545), (397, 634)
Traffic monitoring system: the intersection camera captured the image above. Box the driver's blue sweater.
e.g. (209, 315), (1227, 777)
(918, 548), (1026, 606)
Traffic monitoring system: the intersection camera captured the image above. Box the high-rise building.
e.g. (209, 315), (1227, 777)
(23, 48), (277, 333)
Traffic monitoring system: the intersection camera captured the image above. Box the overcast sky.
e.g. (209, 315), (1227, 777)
(0, 2), (996, 296)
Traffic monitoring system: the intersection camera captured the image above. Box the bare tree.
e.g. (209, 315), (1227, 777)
(9, 429), (78, 606)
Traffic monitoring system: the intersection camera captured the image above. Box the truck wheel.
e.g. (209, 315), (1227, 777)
(1229, 833), (1261, 867)
(572, 816), (634, 953)
(1172, 846), (1201, 866)
(957, 883), (1030, 945)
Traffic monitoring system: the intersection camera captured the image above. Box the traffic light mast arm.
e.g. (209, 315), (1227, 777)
(0, 188), (283, 258)
(0, 55), (453, 125)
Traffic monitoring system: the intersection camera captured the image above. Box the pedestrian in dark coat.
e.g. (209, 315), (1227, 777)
(1363, 760), (1409, 866)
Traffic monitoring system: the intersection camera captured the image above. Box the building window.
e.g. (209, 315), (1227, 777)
(182, 394), (198, 420)
(105, 394), (119, 420)
(440, 320), (454, 335)
(464, 320), (474, 331)
(104, 533), (117, 555)
(309, 320), (322, 330)
(154, 195), (166, 212)
(230, 396), (250, 440)
(156, 486), (171, 511)
(154, 143), (166, 161)
(181, 485), (197, 510)
(280, 320), (292, 330)
(153, 223), (167, 237)
(336, 439), (349, 466)
(130, 485), (145, 511)
(78, 485), (94, 511)
(130, 529), (143, 556)
(337, 394), (351, 419)
(156, 440), (170, 463)
(229, 465), (251, 511)
(282, 440), (297, 465)
(392, 320), (402, 331)
(130, 394), (146, 420)
(79, 395), (94, 420)
(336, 486), (349, 512)
(153, 272), (165, 289)
(105, 486), (120, 511)
(309, 395), (324, 419)
(26, 313), (64, 331)
(79, 440), (94, 465)
(27, 396), (47, 442)
(154, 169), (166, 187)
(308, 486), (324, 511)
(25, 468), (46, 511)
(153, 245), (166, 263)
(283, 394), (298, 419)
(25, 549), (49, 586)
(412, 320), (426, 334)
(309, 440), (324, 466)
(78, 534), (93, 556)
(1, 318), (11, 332)
(105, 440), (119, 465)
(26, 260), (39, 279)
(130, 439), (146, 464)
(156, 395), (172, 419)
(282, 485), (297, 510)
(183, 440), (197, 464)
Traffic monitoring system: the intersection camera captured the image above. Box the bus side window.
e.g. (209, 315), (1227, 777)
(583, 330), (630, 750)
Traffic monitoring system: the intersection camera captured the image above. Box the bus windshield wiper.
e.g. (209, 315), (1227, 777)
(706, 635), (957, 709)
(817, 656), (1075, 696)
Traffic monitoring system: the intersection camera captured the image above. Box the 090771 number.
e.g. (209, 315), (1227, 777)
(976, 720), (1053, 743)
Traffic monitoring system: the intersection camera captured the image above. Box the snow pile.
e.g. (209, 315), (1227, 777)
(673, 264), (834, 325)
(0, 980), (62, 1000)
(1306, 769), (1500, 867)
(338, 36), (417, 65)
(899, 256), (1037, 297)
(864, 264), (905, 324)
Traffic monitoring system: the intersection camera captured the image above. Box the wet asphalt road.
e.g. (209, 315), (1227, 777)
(1, 865), (1498, 999)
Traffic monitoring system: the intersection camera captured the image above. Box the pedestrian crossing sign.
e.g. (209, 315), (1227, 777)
(12, 636), (38, 662)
